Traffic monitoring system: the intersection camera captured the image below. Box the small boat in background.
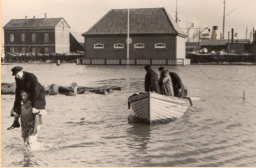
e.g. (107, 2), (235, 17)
(128, 92), (192, 124)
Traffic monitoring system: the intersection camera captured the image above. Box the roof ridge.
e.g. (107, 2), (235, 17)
(3, 17), (67, 29)
(111, 7), (164, 10)
(10, 17), (64, 20)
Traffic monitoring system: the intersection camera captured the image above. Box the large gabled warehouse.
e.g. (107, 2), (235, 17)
(81, 8), (188, 65)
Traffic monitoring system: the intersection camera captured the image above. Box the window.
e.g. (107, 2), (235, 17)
(21, 34), (26, 42)
(10, 47), (14, 53)
(45, 47), (49, 53)
(94, 43), (104, 49)
(114, 43), (124, 49)
(155, 43), (166, 48)
(44, 33), (49, 42)
(32, 34), (36, 42)
(21, 47), (26, 53)
(32, 48), (36, 53)
(134, 43), (145, 48)
(10, 34), (14, 42)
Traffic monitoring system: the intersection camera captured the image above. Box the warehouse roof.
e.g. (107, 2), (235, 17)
(83, 8), (186, 37)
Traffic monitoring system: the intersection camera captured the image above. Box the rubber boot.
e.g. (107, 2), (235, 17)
(7, 120), (20, 130)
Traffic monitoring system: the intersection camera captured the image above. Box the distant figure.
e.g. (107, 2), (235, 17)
(20, 90), (43, 149)
(159, 67), (187, 98)
(158, 70), (174, 96)
(144, 65), (160, 93)
(8, 66), (46, 130)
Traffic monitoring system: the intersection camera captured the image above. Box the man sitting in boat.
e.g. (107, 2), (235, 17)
(144, 65), (161, 93)
(159, 67), (187, 98)
(158, 70), (174, 96)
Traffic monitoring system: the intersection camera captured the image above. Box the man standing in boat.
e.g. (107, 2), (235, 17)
(7, 66), (46, 130)
(158, 67), (187, 98)
(144, 65), (161, 93)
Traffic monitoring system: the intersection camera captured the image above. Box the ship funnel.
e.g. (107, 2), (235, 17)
(211, 26), (219, 39)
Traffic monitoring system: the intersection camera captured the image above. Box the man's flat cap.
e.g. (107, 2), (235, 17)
(11, 66), (23, 76)
(144, 65), (151, 70)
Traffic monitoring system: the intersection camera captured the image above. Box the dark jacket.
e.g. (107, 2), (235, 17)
(14, 71), (46, 114)
(169, 72), (186, 97)
(145, 69), (161, 93)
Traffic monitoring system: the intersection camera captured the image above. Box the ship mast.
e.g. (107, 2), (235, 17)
(222, 0), (226, 39)
(175, 0), (178, 23)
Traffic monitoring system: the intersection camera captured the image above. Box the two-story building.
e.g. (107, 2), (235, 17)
(3, 14), (70, 55)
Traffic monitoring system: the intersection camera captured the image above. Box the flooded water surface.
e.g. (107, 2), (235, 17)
(1, 64), (256, 167)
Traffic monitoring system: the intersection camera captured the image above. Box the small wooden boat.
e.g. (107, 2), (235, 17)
(128, 92), (192, 124)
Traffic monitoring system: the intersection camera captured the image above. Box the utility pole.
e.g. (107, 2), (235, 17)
(228, 31), (230, 55)
(176, 0), (178, 23)
(246, 26), (248, 39)
(222, 0), (226, 39)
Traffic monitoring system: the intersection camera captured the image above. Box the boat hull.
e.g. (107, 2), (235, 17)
(128, 92), (191, 124)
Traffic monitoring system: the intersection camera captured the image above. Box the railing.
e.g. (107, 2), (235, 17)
(76, 58), (191, 66)
(4, 53), (191, 66)
(5, 54), (84, 63)
(186, 54), (256, 64)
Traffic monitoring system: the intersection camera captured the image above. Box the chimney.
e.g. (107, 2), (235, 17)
(25, 16), (27, 20)
(45, 13), (47, 19)
(211, 26), (219, 40)
(231, 28), (234, 43)
(33, 16), (35, 20)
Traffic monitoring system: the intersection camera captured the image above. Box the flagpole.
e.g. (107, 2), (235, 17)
(127, 8), (130, 65)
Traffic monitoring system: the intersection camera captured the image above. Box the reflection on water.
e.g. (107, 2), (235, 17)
(126, 124), (151, 154)
(1, 64), (256, 167)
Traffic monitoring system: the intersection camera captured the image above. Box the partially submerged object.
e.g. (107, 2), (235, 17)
(1, 82), (121, 95)
(128, 92), (192, 124)
(1, 82), (16, 94)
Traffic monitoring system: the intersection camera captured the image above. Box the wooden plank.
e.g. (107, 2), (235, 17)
(151, 101), (187, 114)
(131, 105), (148, 114)
(130, 98), (148, 108)
(151, 105), (184, 117)
(151, 95), (189, 105)
(151, 105), (183, 117)
(150, 92), (189, 104)
(151, 99), (188, 112)
(151, 108), (182, 119)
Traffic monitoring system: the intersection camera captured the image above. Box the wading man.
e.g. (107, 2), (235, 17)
(8, 66), (46, 130)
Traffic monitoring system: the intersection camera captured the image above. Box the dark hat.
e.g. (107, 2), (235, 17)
(11, 66), (23, 76)
(144, 65), (151, 70)
(159, 67), (165, 71)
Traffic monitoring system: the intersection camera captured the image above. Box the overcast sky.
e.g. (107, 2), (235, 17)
(1, 0), (256, 43)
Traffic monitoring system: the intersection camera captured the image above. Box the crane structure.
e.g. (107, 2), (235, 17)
(180, 20), (194, 42)
(189, 27), (208, 42)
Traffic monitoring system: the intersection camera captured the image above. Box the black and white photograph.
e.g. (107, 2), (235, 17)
(1, 0), (256, 167)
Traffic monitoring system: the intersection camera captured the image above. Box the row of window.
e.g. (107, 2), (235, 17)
(94, 43), (166, 49)
(10, 47), (52, 53)
(9, 33), (49, 43)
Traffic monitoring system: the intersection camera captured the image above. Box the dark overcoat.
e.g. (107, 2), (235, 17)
(145, 69), (161, 93)
(169, 72), (186, 97)
(14, 71), (46, 114)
